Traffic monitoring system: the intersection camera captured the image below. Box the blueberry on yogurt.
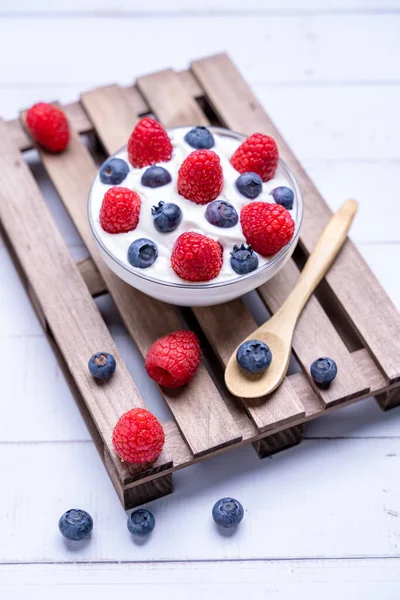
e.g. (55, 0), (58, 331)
(152, 201), (182, 233)
(230, 244), (259, 275)
(235, 172), (263, 199)
(100, 158), (129, 185)
(205, 200), (238, 228)
(271, 186), (294, 210)
(128, 238), (158, 268)
(141, 165), (172, 188)
(184, 126), (215, 149)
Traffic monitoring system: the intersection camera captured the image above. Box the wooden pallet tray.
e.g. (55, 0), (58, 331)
(1, 53), (400, 509)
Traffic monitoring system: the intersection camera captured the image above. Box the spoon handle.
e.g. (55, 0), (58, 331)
(279, 199), (358, 323)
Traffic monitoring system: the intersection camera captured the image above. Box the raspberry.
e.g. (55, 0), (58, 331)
(112, 408), (165, 464)
(145, 330), (201, 389)
(171, 232), (223, 282)
(240, 202), (295, 256)
(177, 149), (223, 204)
(100, 186), (141, 234)
(26, 102), (70, 153)
(231, 133), (278, 182)
(128, 117), (172, 168)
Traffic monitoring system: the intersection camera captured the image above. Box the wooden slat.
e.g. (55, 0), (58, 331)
(25, 105), (242, 459)
(136, 68), (306, 431)
(138, 67), (369, 412)
(191, 52), (400, 384)
(0, 120), (172, 485)
(258, 261), (369, 406)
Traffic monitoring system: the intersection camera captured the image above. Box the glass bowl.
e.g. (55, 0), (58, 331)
(88, 126), (303, 307)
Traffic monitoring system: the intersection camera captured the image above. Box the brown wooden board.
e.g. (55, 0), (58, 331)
(1, 53), (399, 510)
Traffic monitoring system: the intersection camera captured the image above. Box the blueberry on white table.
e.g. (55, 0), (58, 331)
(212, 498), (244, 528)
(235, 172), (263, 199)
(205, 200), (238, 228)
(184, 126), (215, 149)
(127, 509), (155, 536)
(310, 357), (337, 389)
(270, 186), (294, 210)
(59, 509), (93, 541)
(152, 201), (182, 233)
(88, 352), (116, 380)
(128, 238), (158, 268)
(230, 244), (259, 274)
(141, 165), (172, 188)
(236, 340), (272, 374)
(100, 158), (129, 185)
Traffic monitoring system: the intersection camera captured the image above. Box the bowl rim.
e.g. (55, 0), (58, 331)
(88, 125), (303, 290)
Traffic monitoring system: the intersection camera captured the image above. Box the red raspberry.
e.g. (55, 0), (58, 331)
(145, 330), (201, 389)
(177, 149), (223, 204)
(26, 102), (70, 153)
(231, 133), (278, 182)
(128, 117), (172, 168)
(100, 186), (141, 234)
(112, 408), (165, 464)
(171, 232), (223, 282)
(240, 202), (295, 256)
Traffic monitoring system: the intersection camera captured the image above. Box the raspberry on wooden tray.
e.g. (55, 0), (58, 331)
(26, 102), (70, 153)
(145, 330), (201, 388)
(112, 408), (165, 464)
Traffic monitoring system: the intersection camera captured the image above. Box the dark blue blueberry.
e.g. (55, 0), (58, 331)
(88, 352), (116, 380)
(59, 509), (93, 541)
(271, 186), (294, 210)
(235, 172), (263, 199)
(230, 244), (259, 275)
(127, 509), (155, 537)
(100, 158), (129, 185)
(205, 200), (238, 228)
(310, 357), (337, 389)
(141, 165), (172, 188)
(184, 126), (215, 149)
(212, 498), (244, 529)
(128, 238), (158, 268)
(236, 340), (272, 374)
(152, 201), (182, 233)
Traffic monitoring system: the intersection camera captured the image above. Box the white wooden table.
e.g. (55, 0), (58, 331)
(1, 1), (400, 597)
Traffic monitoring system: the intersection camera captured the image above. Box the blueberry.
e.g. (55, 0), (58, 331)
(59, 509), (93, 541)
(205, 200), (238, 228)
(88, 352), (116, 380)
(100, 158), (129, 185)
(128, 238), (158, 268)
(184, 126), (215, 150)
(141, 165), (172, 188)
(235, 172), (263, 199)
(152, 201), (182, 233)
(236, 340), (272, 374)
(310, 357), (337, 389)
(230, 244), (259, 275)
(127, 509), (155, 537)
(271, 186), (294, 210)
(212, 498), (244, 529)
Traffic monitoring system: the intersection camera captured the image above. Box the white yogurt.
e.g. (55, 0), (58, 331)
(89, 127), (295, 285)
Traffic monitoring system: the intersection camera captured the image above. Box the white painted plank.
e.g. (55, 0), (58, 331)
(3, 0), (400, 14)
(0, 15), (399, 88)
(1, 560), (400, 599)
(0, 440), (399, 562)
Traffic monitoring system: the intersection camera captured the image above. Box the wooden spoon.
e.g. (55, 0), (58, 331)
(225, 199), (358, 399)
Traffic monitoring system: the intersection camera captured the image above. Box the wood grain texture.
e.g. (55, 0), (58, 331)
(376, 386), (400, 412)
(254, 424), (305, 459)
(136, 67), (307, 432)
(38, 96), (242, 458)
(77, 256), (106, 297)
(0, 120), (172, 485)
(191, 53), (400, 384)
